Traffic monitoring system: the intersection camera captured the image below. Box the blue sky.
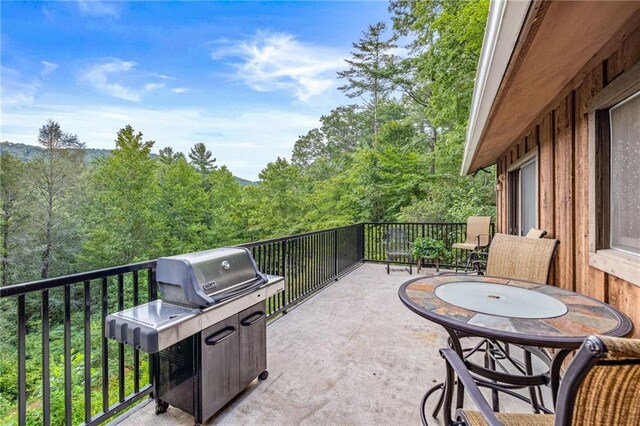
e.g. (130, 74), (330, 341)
(1, 0), (391, 179)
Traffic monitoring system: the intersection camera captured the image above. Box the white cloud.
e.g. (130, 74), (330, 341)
(40, 61), (58, 77)
(143, 83), (165, 91)
(1, 67), (40, 107)
(79, 58), (166, 101)
(172, 87), (189, 94)
(1, 103), (319, 180)
(76, 0), (119, 17)
(212, 31), (346, 102)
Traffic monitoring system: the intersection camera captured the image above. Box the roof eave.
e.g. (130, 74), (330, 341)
(461, 0), (531, 176)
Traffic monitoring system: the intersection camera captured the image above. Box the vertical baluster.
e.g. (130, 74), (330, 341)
(319, 233), (323, 286)
(133, 270), (140, 393)
(84, 280), (92, 423)
(318, 233), (322, 285)
(272, 243), (277, 276)
(291, 239), (296, 301)
(101, 277), (109, 412)
(302, 236), (307, 293)
(313, 234), (317, 286)
(17, 295), (26, 426)
(42, 289), (50, 426)
(64, 284), (72, 426)
(297, 238), (301, 299)
(334, 229), (338, 279)
(147, 268), (155, 387)
(281, 240), (287, 313)
(117, 274), (125, 402)
(316, 234), (320, 286)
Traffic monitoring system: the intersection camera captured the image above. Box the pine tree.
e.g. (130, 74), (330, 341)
(81, 125), (160, 267)
(29, 120), (85, 279)
(337, 22), (398, 138)
(0, 153), (29, 285)
(188, 143), (216, 174)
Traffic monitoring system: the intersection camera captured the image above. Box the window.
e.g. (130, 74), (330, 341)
(508, 154), (537, 236)
(588, 60), (640, 286)
(609, 91), (640, 256)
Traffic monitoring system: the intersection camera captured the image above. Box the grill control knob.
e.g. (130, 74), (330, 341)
(222, 260), (230, 270)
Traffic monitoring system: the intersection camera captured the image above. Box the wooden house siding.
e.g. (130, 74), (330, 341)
(495, 23), (640, 336)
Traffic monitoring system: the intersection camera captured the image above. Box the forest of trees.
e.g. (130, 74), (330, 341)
(0, 1), (494, 423)
(1, 0), (494, 287)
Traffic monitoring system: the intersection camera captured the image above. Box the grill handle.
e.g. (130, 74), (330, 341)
(240, 311), (265, 327)
(204, 326), (237, 346)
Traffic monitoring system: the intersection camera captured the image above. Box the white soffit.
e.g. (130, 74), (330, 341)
(461, 0), (531, 175)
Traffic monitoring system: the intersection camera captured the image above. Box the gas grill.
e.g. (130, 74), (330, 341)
(105, 247), (284, 424)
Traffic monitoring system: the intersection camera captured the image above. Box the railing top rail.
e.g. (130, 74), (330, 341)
(0, 260), (157, 298)
(362, 222), (484, 225)
(238, 223), (363, 248)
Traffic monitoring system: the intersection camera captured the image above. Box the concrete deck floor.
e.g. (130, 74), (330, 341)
(119, 263), (542, 426)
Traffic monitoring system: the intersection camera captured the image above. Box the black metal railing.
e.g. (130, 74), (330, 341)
(0, 223), (365, 426)
(363, 222), (495, 268)
(240, 223), (364, 316)
(0, 221), (493, 426)
(0, 261), (157, 426)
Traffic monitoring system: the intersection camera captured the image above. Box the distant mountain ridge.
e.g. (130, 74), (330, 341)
(1, 141), (255, 186)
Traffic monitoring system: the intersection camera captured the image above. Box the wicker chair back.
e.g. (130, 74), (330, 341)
(485, 233), (558, 284)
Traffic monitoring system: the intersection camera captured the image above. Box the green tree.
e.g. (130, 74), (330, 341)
(158, 146), (185, 164)
(81, 125), (160, 267)
(337, 22), (398, 138)
(244, 158), (303, 239)
(29, 120), (85, 279)
(206, 166), (246, 245)
(156, 156), (209, 254)
(0, 153), (30, 285)
(188, 143), (216, 174)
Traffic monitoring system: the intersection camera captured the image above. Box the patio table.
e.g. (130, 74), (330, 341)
(398, 274), (633, 425)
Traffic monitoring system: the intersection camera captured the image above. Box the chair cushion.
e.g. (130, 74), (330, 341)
(459, 409), (555, 426)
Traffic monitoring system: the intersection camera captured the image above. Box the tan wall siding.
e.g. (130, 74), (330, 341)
(495, 25), (640, 336)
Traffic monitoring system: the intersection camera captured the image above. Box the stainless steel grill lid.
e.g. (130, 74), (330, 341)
(157, 247), (267, 308)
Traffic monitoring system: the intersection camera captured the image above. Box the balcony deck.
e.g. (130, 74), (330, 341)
(118, 263), (537, 425)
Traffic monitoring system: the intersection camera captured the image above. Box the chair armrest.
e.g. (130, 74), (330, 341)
(439, 348), (504, 426)
(475, 234), (492, 249)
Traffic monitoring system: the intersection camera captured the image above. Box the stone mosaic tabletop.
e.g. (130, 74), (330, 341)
(399, 275), (633, 348)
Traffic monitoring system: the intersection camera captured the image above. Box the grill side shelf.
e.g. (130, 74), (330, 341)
(105, 300), (201, 353)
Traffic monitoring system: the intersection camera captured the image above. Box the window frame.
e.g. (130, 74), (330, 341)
(507, 149), (538, 236)
(588, 60), (640, 286)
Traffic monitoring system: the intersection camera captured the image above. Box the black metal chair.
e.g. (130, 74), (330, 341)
(383, 228), (412, 274)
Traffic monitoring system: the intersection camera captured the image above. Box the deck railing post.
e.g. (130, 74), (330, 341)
(333, 228), (339, 280)
(281, 239), (288, 314)
(17, 295), (26, 426)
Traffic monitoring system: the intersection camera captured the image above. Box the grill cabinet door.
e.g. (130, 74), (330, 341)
(239, 301), (267, 388)
(200, 314), (240, 421)
(158, 336), (196, 416)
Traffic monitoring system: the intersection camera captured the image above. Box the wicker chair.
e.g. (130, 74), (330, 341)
(451, 216), (492, 271)
(439, 335), (640, 426)
(484, 233), (558, 284)
(383, 228), (412, 274)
